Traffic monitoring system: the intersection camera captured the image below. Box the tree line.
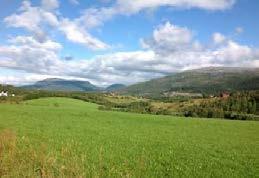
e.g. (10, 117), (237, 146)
(1, 86), (258, 120)
(182, 92), (258, 120)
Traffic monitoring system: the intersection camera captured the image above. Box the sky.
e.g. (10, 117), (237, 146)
(0, 0), (258, 86)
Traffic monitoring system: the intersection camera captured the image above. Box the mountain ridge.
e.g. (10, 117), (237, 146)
(22, 78), (126, 92)
(106, 84), (126, 91)
(22, 78), (100, 92)
(118, 67), (259, 97)
(20, 67), (259, 94)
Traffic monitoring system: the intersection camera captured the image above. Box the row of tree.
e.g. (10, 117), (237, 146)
(1, 85), (258, 120)
(183, 92), (258, 120)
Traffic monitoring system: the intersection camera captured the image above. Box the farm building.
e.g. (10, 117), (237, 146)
(0, 91), (8, 97)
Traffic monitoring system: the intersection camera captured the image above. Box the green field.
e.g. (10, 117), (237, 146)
(0, 97), (258, 177)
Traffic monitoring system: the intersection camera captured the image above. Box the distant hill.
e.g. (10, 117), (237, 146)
(119, 67), (259, 97)
(22, 78), (101, 92)
(106, 84), (126, 91)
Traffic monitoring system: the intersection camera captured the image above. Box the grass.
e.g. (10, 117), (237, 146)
(0, 97), (258, 177)
(104, 95), (146, 104)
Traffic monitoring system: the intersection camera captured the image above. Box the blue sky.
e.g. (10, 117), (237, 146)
(0, 0), (258, 86)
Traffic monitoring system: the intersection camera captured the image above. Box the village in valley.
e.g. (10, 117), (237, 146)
(0, 85), (15, 97)
(0, 91), (15, 97)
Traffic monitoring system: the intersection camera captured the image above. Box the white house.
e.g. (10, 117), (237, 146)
(0, 91), (8, 97)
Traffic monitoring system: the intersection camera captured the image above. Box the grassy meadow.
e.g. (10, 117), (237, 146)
(0, 97), (258, 177)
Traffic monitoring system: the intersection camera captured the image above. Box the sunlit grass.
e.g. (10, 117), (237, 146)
(0, 97), (258, 177)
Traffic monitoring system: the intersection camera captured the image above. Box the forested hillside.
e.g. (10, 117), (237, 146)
(120, 67), (259, 97)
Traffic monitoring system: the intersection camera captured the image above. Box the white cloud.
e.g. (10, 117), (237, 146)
(0, 68), (91, 86)
(41, 11), (59, 26)
(4, 1), (59, 42)
(0, 72), (55, 86)
(69, 0), (79, 5)
(8, 36), (62, 50)
(213, 32), (226, 44)
(59, 18), (109, 50)
(0, 22), (258, 86)
(0, 35), (163, 85)
(141, 22), (194, 55)
(1, 1), (258, 86)
(99, 0), (112, 3)
(4, 1), (42, 32)
(78, 7), (117, 29)
(0, 36), (63, 74)
(3, 0), (237, 51)
(77, 0), (236, 31)
(153, 22), (192, 46)
(4, 0), (109, 50)
(117, 0), (236, 13)
(41, 0), (59, 10)
(235, 27), (244, 34)
(142, 22), (258, 71)
(213, 40), (254, 64)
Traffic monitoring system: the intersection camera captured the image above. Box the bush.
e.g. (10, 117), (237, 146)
(224, 112), (257, 120)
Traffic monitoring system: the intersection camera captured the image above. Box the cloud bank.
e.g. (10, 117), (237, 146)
(0, 0), (258, 86)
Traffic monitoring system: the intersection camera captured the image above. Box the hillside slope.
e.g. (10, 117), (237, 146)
(119, 67), (259, 96)
(106, 84), (126, 91)
(22, 78), (100, 91)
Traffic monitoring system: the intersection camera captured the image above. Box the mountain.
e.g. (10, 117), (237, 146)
(22, 78), (100, 92)
(119, 67), (259, 97)
(106, 84), (126, 91)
